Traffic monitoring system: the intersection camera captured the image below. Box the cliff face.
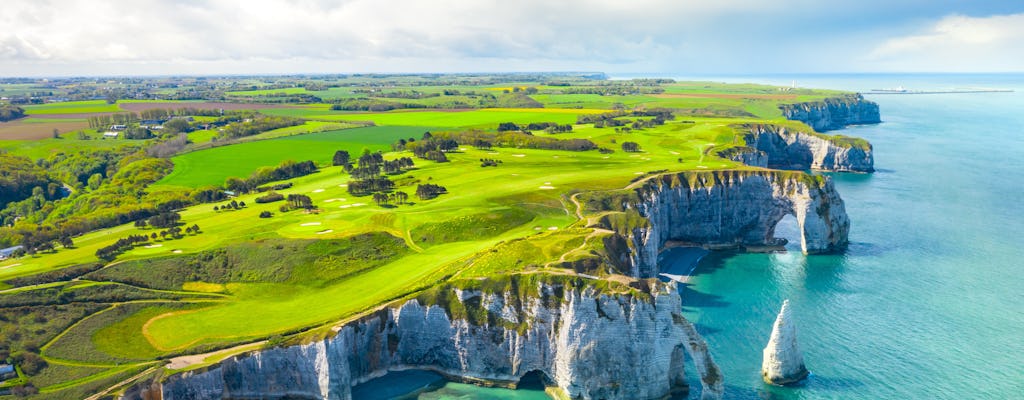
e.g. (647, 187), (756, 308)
(737, 124), (874, 172)
(780, 94), (880, 132)
(141, 278), (723, 400)
(602, 171), (849, 277)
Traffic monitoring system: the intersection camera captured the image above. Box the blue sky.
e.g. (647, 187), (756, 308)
(1, 0), (1022, 76)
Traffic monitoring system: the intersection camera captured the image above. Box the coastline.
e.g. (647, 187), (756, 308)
(657, 246), (711, 284)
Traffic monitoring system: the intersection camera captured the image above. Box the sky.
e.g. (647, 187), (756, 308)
(1, 0), (1023, 77)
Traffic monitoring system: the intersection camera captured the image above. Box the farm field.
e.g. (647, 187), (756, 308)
(0, 75), (859, 398)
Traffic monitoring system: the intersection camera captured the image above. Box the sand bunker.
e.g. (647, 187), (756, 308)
(539, 186), (555, 190)
(316, 229), (334, 235)
(312, 189), (325, 193)
(144, 244), (163, 249)
(300, 222), (321, 226)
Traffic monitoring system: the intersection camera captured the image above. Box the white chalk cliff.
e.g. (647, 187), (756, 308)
(779, 94), (881, 132)
(125, 277), (724, 400)
(599, 170), (850, 278)
(761, 300), (809, 385)
(736, 124), (874, 172)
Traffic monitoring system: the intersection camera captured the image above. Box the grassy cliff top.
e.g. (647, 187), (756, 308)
(0, 76), (870, 397)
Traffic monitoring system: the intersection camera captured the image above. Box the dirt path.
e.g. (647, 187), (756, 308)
(83, 365), (161, 400)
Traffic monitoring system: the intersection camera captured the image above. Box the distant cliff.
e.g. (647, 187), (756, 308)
(780, 94), (880, 132)
(126, 276), (723, 400)
(721, 124), (873, 172)
(590, 170), (850, 277)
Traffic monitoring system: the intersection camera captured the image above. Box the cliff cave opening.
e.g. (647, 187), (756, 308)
(516, 370), (552, 390)
(770, 213), (802, 251)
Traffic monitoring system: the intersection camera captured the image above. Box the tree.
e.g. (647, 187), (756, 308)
(52, 128), (60, 139)
(163, 118), (191, 134)
(87, 173), (103, 190)
(332, 150), (351, 167)
(621, 141), (641, 152)
(259, 211), (273, 218)
(58, 236), (74, 249)
(394, 191), (408, 205)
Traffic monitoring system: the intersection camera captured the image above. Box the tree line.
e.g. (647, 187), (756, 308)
(224, 160), (317, 194)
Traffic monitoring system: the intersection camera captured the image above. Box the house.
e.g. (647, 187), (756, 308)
(103, 131), (119, 138)
(0, 245), (23, 259)
(110, 124), (127, 131)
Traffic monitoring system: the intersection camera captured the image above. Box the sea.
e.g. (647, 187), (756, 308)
(355, 74), (1024, 399)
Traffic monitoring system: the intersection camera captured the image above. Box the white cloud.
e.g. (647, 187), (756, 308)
(867, 13), (1024, 72)
(0, 0), (789, 75)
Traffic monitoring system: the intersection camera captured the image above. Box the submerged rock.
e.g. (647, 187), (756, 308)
(761, 300), (809, 385)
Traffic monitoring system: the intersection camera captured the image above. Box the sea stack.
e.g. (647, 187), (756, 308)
(761, 300), (809, 385)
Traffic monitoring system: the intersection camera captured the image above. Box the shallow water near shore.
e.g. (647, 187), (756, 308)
(360, 74), (1024, 399)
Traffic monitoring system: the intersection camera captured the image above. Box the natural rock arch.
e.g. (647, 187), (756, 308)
(606, 171), (850, 277)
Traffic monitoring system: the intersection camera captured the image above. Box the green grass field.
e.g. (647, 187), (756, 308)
(0, 78), (865, 396)
(21, 101), (121, 115)
(155, 125), (430, 188)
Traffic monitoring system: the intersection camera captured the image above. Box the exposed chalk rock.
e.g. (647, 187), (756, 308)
(736, 124), (873, 172)
(779, 94), (881, 132)
(599, 170), (850, 278)
(125, 278), (724, 400)
(761, 300), (809, 385)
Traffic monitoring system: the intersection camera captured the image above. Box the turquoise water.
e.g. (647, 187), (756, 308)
(360, 74), (1024, 399)
(679, 74), (1024, 399)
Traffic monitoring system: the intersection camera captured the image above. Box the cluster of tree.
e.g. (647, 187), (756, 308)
(224, 160), (317, 194)
(0, 147), (180, 247)
(560, 84), (665, 96)
(332, 150), (351, 169)
(216, 115), (303, 140)
(415, 183), (447, 200)
(497, 121), (573, 134)
(621, 141), (642, 152)
(329, 99), (425, 112)
(500, 86), (540, 95)
(372, 191), (408, 207)
(86, 113), (140, 130)
(425, 130), (597, 152)
(577, 111), (627, 124)
(139, 107), (224, 120)
(146, 211), (181, 228)
(146, 133), (189, 158)
(400, 134), (458, 162)
(256, 182), (293, 192)
(191, 186), (227, 203)
(0, 153), (61, 206)
(0, 104), (25, 122)
(347, 176), (395, 196)
(259, 210), (273, 218)
(95, 224), (200, 260)
(480, 158), (502, 167)
(255, 192), (285, 203)
(95, 234), (151, 261)
(213, 200), (245, 211)
(286, 194), (314, 210)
